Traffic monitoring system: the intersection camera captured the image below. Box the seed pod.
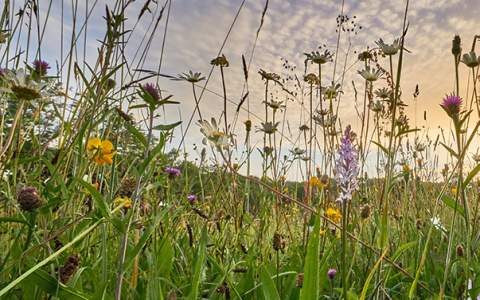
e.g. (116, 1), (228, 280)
(17, 186), (42, 211)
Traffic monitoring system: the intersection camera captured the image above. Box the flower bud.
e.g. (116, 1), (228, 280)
(17, 186), (42, 211)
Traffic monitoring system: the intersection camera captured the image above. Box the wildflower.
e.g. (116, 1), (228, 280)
(440, 94), (462, 117)
(322, 83), (342, 99)
(177, 71), (205, 83)
(358, 66), (383, 82)
(375, 87), (392, 99)
(376, 38), (401, 56)
(86, 138), (115, 165)
(114, 196), (132, 209)
(402, 164), (411, 173)
(369, 100), (384, 113)
(319, 175), (329, 189)
(291, 147), (306, 156)
(199, 118), (230, 149)
(451, 186), (458, 195)
(303, 73), (319, 85)
(326, 207), (342, 223)
(461, 51), (480, 68)
(265, 100), (285, 111)
(304, 49), (334, 65)
(17, 186), (42, 211)
(259, 69), (280, 82)
(32, 60), (50, 76)
(431, 216), (446, 233)
(142, 83), (160, 101)
(211, 54), (229, 67)
(358, 50), (372, 61)
(58, 254), (80, 284)
(0, 69), (47, 100)
(187, 194), (198, 204)
(327, 268), (337, 280)
(335, 125), (359, 204)
(259, 121), (279, 135)
(309, 176), (321, 188)
(165, 167), (181, 178)
(299, 124), (309, 131)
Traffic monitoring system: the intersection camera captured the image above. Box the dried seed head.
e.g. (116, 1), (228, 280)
(296, 273), (304, 288)
(58, 254), (80, 284)
(272, 232), (286, 251)
(17, 186), (42, 211)
(118, 176), (137, 197)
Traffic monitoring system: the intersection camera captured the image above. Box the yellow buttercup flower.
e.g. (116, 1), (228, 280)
(451, 187), (458, 195)
(309, 176), (321, 187)
(114, 196), (132, 209)
(87, 137), (116, 165)
(326, 207), (341, 223)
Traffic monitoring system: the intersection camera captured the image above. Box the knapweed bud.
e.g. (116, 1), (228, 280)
(456, 244), (464, 257)
(327, 268), (337, 280)
(58, 254), (80, 284)
(32, 60), (50, 76)
(452, 35), (462, 57)
(244, 120), (252, 132)
(17, 186), (42, 211)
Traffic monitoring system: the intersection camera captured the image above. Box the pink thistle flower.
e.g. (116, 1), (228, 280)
(32, 60), (50, 76)
(142, 83), (160, 101)
(441, 94), (462, 117)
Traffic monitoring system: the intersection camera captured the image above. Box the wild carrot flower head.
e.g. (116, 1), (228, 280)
(86, 137), (116, 165)
(335, 125), (359, 204)
(142, 83), (160, 101)
(165, 167), (181, 178)
(327, 268), (337, 280)
(32, 60), (50, 76)
(440, 94), (462, 117)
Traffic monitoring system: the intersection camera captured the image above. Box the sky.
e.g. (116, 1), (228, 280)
(2, 0), (480, 179)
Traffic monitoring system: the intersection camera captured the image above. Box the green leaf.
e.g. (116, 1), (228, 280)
(440, 194), (465, 218)
(259, 266), (280, 300)
(123, 121), (147, 148)
(76, 178), (111, 219)
(464, 164), (480, 188)
(188, 226), (207, 300)
(152, 121), (182, 131)
(299, 213), (320, 300)
(359, 248), (388, 300)
(27, 270), (89, 300)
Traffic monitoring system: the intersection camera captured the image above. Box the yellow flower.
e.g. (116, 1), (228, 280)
(87, 137), (115, 165)
(114, 196), (132, 209)
(326, 207), (341, 223)
(402, 164), (411, 173)
(320, 229), (326, 236)
(283, 187), (289, 193)
(451, 187), (458, 195)
(309, 176), (321, 187)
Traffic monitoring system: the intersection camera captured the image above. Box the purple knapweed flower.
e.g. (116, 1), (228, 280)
(165, 167), (181, 178)
(32, 60), (50, 76)
(335, 125), (359, 204)
(142, 83), (160, 101)
(327, 268), (337, 280)
(187, 194), (198, 204)
(441, 94), (462, 117)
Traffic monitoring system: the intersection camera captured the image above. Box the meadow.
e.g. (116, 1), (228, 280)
(1, 0), (480, 299)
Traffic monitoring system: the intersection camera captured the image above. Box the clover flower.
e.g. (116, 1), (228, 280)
(335, 125), (359, 204)
(440, 94), (462, 117)
(86, 137), (116, 165)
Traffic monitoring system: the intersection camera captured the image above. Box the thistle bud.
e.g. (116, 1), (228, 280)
(452, 35), (462, 58)
(17, 186), (42, 211)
